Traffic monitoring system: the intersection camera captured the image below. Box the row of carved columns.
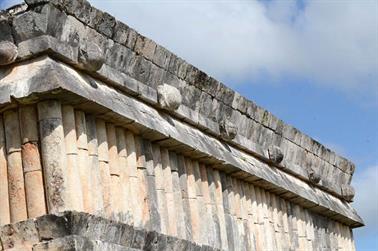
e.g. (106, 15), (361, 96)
(0, 100), (355, 251)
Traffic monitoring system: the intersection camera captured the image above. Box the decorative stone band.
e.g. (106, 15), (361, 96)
(0, 0), (356, 198)
(0, 57), (363, 228)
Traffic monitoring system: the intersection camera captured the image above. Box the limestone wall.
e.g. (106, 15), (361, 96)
(0, 104), (355, 250)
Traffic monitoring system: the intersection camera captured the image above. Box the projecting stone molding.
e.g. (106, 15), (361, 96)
(0, 1), (363, 250)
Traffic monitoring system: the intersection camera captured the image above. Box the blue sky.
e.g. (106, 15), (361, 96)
(1, 0), (377, 250)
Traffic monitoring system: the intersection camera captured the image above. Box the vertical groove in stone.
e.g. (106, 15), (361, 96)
(0, 114), (10, 225)
(152, 143), (168, 234)
(185, 158), (200, 244)
(125, 131), (139, 227)
(115, 127), (132, 224)
(96, 119), (111, 216)
(62, 105), (84, 212)
(213, 169), (228, 250)
(177, 154), (192, 240)
(106, 123), (122, 215)
(75, 111), (93, 213)
(19, 105), (47, 218)
(37, 100), (68, 214)
(4, 109), (27, 222)
(161, 148), (177, 237)
(85, 114), (103, 214)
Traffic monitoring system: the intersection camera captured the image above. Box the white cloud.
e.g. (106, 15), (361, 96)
(352, 165), (378, 244)
(88, 0), (378, 95)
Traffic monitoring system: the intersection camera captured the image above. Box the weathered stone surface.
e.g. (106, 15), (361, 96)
(0, 41), (17, 66)
(219, 119), (237, 140)
(341, 185), (355, 202)
(267, 145), (284, 164)
(0, 5), (364, 251)
(157, 83), (182, 111)
(307, 167), (321, 184)
(78, 42), (104, 72)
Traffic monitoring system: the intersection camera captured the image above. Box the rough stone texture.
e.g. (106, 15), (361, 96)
(0, 0), (357, 197)
(267, 145), (284, 164)
(0, 1), (364, 250)
(0, 41), (17, 66)
(78, 42), (104, 72)
(219, 119), (237, 140)
(0, 57), (363, 227)
(157, 83), (182, 111)
(341, 185), (355, 202)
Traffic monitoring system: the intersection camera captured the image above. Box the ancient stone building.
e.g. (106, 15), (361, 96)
(0, 1), (363, 250)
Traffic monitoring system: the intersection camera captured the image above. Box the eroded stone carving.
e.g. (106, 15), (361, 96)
(219, 119), (237, 140)
(0, 41), (18, 65)
(157, 83), (182, 111)
(341, 184), (355, 202)
(267, 145), (284, 164)
(307, 167), (321, 184)
(78, 42), (104, 72)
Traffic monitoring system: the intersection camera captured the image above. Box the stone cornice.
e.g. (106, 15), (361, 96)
(0, 57), (363, 227)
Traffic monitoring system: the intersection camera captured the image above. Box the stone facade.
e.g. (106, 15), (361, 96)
(0, 1), (363, 250)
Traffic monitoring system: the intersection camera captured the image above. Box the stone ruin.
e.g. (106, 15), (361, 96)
(0, 0), (363, 250)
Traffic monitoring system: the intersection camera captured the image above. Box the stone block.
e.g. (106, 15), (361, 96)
(78, 41), (104, 72)
(0, 20), (13, 42)
(0, 41), (17, 65)
(12, 10), (48, 43)
(219, 119), (237, 140)
(157, 83), (182, 111)
(341, 185), (355, 202)
(0, 219), (39, 250)
(35, 214), (71, 241)
(153, 44), (171, 69)
(268, 145), (284, 164)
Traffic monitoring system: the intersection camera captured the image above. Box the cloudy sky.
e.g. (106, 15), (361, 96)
(1, 0), (378, 250)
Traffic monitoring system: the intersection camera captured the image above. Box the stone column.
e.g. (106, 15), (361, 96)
(177, 154), (192, 240)
(152, 143), (168, 234)
(254, 186), (265, 251)
(185, 158), (200, 244)
(96, 119), (111, 216)
(125, 131), (140, 227)
(219, 172), (235, 251)
(38, 100), (68, 214)
(62, 105), (84, 211)
(0, 114), (10, 225)
(213, 169), (228, 250)
(4, 109), (27, 222)
(207, 168), (222, 249)
(115, 127), (132, 223)
(85, 114), (103, 214)
(134, 136), (149, 229)
(169, 151), (186, 240)
(75, 111), (93, 213)
(19, 105), (47, 218)
(143, 139), (160, 232)
(192, 161), (207, 246)
(161, 148), (177, 237)
(106, 123), (121, 215)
